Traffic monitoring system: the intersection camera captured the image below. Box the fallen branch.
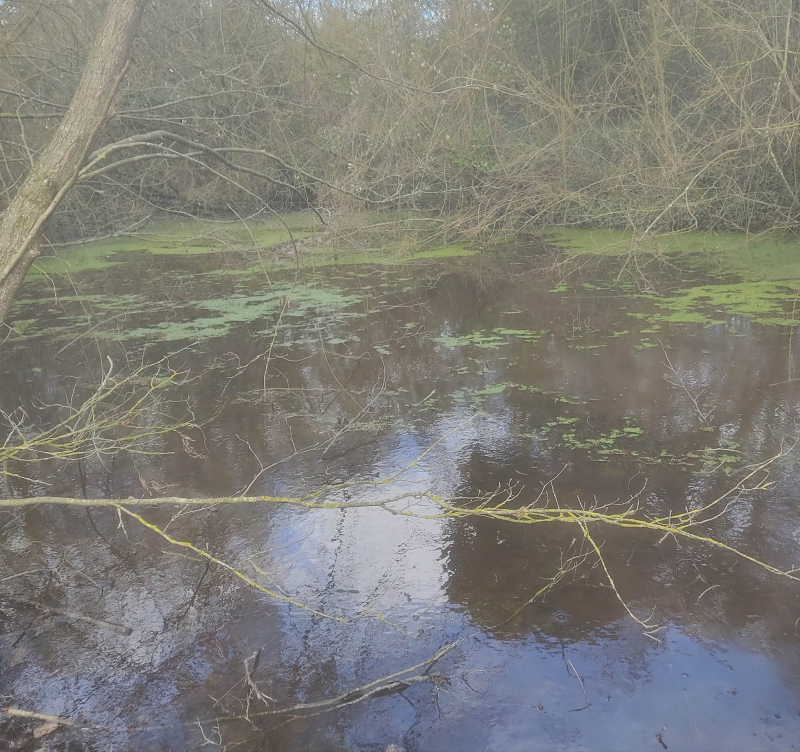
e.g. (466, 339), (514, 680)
(1, 452), (794, 590)
(2, 639), (459, 732)
(243, 648), (274, 718)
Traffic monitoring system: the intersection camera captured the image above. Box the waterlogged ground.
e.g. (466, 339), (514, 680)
(1, 222), (800, 751)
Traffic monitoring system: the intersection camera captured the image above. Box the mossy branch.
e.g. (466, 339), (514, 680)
(1, 451), (795, 628)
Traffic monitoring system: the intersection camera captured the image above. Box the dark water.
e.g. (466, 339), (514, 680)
(1, 242), (799, 751)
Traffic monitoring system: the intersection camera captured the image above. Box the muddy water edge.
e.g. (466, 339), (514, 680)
(1, 228), (799, 751)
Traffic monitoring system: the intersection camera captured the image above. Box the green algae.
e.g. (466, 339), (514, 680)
(29, 245), (127, 276)
(545, 227), (800, 327)
(545, 228), (800, 324)
(4, 317), (38, 337)
(24, 216), (477, 294)
(140, 230), (312, 255)
(506, 382), (589, 405)
(5, 291), (151, 341)
(561, 428), (626, 450)
(557, 421), (696, 464)
(493, 328), (541, 339)
(24, 214), (323, 281)
(408, 244), (476, 260)
(435, 327), (542, 349)
(683, 233), (800, 283)
(449, 380), (590, 407)
(540, 413), (743, 471)
(49, 223), (313, 258)
(435, 332), (507, 349)
(47, 293), (145, 311)
(512, 382), (588, 405)
(546, 226), (800, 278)
(472, 383), (508, 396)
(545, 228), (636, 255)
(651, 281), (800, 326)
(294, 242), (475, 269)
(193, 241), (475, 275)
(121, 284), (362, 342)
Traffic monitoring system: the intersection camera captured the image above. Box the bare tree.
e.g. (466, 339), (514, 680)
(0, 0), (145, 325)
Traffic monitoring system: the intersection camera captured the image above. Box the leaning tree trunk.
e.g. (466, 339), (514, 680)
(0, 0), (145, 326)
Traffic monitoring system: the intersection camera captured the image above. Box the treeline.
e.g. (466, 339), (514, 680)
(2, 0), (800, 241)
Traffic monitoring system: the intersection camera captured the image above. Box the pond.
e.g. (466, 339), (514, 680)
(1, 224), (799, 751)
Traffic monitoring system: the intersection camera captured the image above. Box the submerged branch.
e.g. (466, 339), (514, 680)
(3, 639), (460, 734)
(116, 505), (348, 622)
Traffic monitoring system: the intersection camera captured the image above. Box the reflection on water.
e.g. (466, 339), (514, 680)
(1, 242), (799, 750)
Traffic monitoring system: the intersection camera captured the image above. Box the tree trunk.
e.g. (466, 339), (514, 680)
(0, 0), (145, 326)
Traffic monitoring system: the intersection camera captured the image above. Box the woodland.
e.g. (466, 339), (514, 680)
(3, 0), (800, 317)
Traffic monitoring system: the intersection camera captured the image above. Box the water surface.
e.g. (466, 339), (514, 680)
(1, 230), (799, 751)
